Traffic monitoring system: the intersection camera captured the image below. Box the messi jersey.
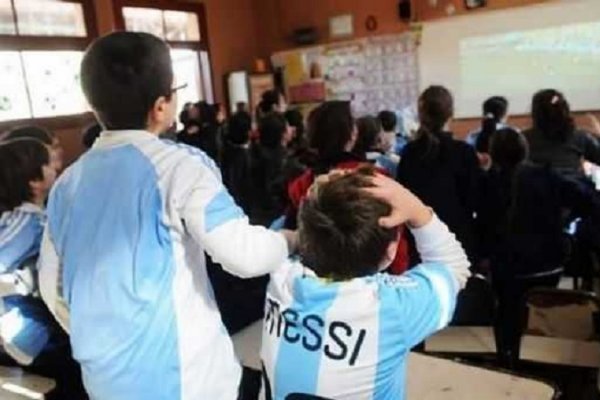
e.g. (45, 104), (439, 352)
(261, 215), (470, 400)
(38, 130), (288, 400)
(0, 203), (55, 365)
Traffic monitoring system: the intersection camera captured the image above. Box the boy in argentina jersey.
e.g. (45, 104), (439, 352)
(261, 169), (471, 399)
(38, 32), (295, 400)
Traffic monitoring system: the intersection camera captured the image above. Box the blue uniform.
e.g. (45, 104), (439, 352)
(261, 216), (470, 399)
(0, 203), (55, 365)
(39, 130), (288, 400)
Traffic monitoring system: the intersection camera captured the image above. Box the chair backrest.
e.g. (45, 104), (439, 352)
(518, 288), (600, 367)
(522, 288), (600, 341)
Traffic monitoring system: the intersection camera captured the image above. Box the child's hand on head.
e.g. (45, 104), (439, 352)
(364, 174), (432, 229)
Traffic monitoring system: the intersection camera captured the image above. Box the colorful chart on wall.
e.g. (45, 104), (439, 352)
(272, 32), (420, 134)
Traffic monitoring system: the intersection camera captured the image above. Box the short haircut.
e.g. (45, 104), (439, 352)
(299, 167), (397, 280)
(259, 89), (282, 114)
(4, 125), (54, 145)
(482, 96), (508, 120)
(307, 101), (354, 161)
(0, 139), (49, 212)
(354, 115), (382, 156)
(378, 110), (397, 132)
(228, 111), (252, 145)
(284, 108), (305, 137)
(258, 112), (287, 149)
(81, 32), (174, 130)
(82, 123), (102, 149)
(490, 128), (529, 171)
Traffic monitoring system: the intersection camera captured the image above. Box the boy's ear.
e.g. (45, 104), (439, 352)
(29, 178), (43, 197)
(381, 228), (402, 270)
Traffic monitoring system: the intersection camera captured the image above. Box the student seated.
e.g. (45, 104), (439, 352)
(261, 168), (470, 399)
(3, 125), (64, 173)
(0, 139), (85, 398)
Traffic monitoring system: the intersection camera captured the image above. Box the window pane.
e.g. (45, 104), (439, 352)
(15, 0), (86, 37)
(200, 51), (214, 104)
(123, 7), (164, 39)
(0, 1), (16, 35)
(171, 49), (203, 106)
(0, 52), (31, 122)
(164, 11), (200, 41)
(22, 51), (88, 118)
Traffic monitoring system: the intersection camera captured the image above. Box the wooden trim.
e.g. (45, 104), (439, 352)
(0, 112), (96, 133)
(0, 36), (91, 51)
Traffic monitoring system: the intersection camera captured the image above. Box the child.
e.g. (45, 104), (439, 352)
(38, 32), (295, 400)
(261, 168), (470, 399)
(0, 139), (57, 365)
(4, 125), (64, 173)
(355, 115), (399, 177)
(0, 139), (85, 398)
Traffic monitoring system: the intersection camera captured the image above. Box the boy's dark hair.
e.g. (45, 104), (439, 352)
(0, 139), (49, 213)
(81, 32), (174, 130)
(299, 167), (397, 280)
(258, 112), (287, 149)
(378, 110), (397, 132)
(354, 116), (382, 156)
(477, 96), (509, 153)
(532, 89), (574, 142)
(228, 111), (252, 145)
(490, 128), (529, 171)
(4, 126), (54, 145)
(284, 109), (304, 137)
(82, 123), (102, 149)
(308, 101), (354, 161)
(259, 90), (282, 115)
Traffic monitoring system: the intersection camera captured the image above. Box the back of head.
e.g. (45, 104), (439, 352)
(228, 112), (252, 145)
(0, 139), (49, 213)
(308, 101), (354, 161)
(531, 89), (574, 142)
(196, 101), (218, 128)
(258, 112), (287, 149)
(416, 86), (454, 160)
(4, 125), (53, 145)
(478, 96), (509, 153)
(298, 167), (397, 280)
(378, 110), (397, 133)
(259, 90), (282, 115)
(354, 115), (382, 156)
(284, 109), (305, 137)
(81, 32), (173, 130)
(490, 128), (529, 171)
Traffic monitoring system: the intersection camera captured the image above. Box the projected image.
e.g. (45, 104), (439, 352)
(460, 21), (600, 109)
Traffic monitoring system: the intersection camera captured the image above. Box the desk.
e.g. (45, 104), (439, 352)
(232, 322), (556, 399)
(0, 366), (55, 400)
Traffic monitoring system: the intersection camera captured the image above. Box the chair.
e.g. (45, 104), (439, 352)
(518, 288), (600, 368)
(0, 366), (56, 399)
(517, 288), (600, 399)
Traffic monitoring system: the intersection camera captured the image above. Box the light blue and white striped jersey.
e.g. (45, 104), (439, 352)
(261, 215), (470, 400)
(0, 203), (53, 365)
(38, 130), (289, 400)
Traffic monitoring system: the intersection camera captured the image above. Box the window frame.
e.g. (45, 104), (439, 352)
(113, 0), (215, 103)
(0, 0), (99, 130)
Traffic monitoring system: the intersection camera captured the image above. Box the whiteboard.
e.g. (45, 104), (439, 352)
(419, 0), (600, 117)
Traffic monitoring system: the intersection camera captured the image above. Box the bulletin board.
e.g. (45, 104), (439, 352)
(271, 32), (420, 118)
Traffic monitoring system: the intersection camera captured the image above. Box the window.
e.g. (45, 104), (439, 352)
(115, 1), (214, 106)
(0, 0), (97, 123)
